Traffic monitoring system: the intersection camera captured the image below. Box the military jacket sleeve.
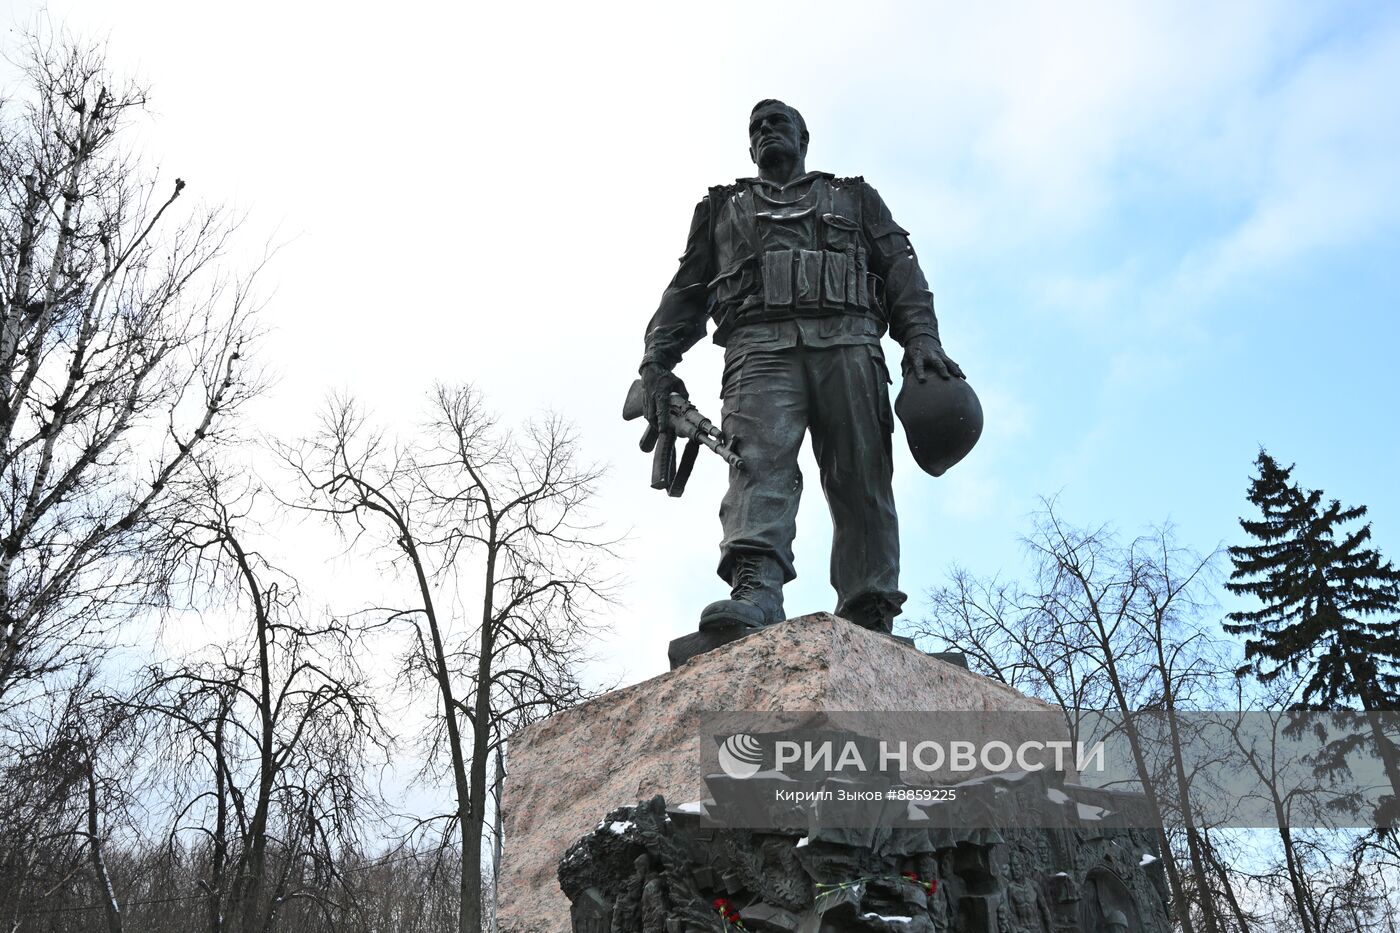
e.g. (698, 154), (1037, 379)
(641, 197), (714, 371)
(860, 183), (942, 347)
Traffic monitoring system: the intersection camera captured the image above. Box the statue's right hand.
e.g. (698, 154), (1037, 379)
(640, 364), (688, 431)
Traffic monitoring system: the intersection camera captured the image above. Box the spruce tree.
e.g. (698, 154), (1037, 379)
(1226, 451), (1400, 708)
(1226, 450), (1400, 823)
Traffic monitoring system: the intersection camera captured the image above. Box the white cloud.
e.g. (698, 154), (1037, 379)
(7, 0), (1397, 685)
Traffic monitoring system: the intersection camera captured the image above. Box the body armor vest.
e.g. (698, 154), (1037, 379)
(707, 175), (877, 342)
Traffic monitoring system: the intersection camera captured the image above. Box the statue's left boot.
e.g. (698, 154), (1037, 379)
(838, 592), (902, 634)
(698, 554), (785, 632)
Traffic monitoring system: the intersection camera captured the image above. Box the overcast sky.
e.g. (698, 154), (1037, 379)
(5, 1), (1398, 690)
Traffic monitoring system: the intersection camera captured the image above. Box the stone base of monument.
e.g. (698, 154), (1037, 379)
(667, 622), (933, 670)
(499, 613), (1062, 933)
(666, 622), (971, 671)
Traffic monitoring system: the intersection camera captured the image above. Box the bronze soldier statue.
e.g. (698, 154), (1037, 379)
(638, 99), (969, 636)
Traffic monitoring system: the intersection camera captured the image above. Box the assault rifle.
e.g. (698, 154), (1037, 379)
(622, 379), (745, 497)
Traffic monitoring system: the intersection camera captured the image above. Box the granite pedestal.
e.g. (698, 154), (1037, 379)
(498, 613), (1058, 933)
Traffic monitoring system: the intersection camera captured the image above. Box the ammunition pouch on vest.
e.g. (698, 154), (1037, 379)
(758, 245), (870, 312)
(708, 177), (881, 343)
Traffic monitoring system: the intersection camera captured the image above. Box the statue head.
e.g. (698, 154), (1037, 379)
(749, 99), (809, 169)
(1008, 848), (1027, 880)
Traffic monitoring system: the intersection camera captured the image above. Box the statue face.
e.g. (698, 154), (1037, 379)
(749, 104), (804, 168)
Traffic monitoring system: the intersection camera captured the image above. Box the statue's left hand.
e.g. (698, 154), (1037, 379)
(902, 335), (965, 382)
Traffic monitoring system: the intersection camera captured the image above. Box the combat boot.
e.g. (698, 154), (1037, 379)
(846, 606), (895, 634)
(699, 554), (785, 632)
(838, 592), (902, 634)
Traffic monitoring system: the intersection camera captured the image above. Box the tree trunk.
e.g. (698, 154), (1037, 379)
(491, 746), (505, 933)
(1275, 816), (1316, 933)
(1350, 663), (1400, 826)
(462, 539), (499, 933)
(232, 538), (275, 933)
(211, 700), (229, 933)
(1080, 582), (1198, 933)
(402, 532), (476, 933)
(1202, 831), (1252, 933)
(1155, 639), (1223, 933)
(84, 756), (123, 933)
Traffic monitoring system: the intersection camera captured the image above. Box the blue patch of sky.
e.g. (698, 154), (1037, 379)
(891, 42), (1398, 626)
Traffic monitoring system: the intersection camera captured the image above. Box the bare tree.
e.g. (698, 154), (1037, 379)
(136, 462), (382, 933)
(914, 502), (1233, 933)
(0, 28), (262, 706)
(285, 385), (614, 933)
(1218, 675), (1346, 933)
(0, 28), (264, 932)
(0, 666), (146, 932)
(917, 564), (1114, 750)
